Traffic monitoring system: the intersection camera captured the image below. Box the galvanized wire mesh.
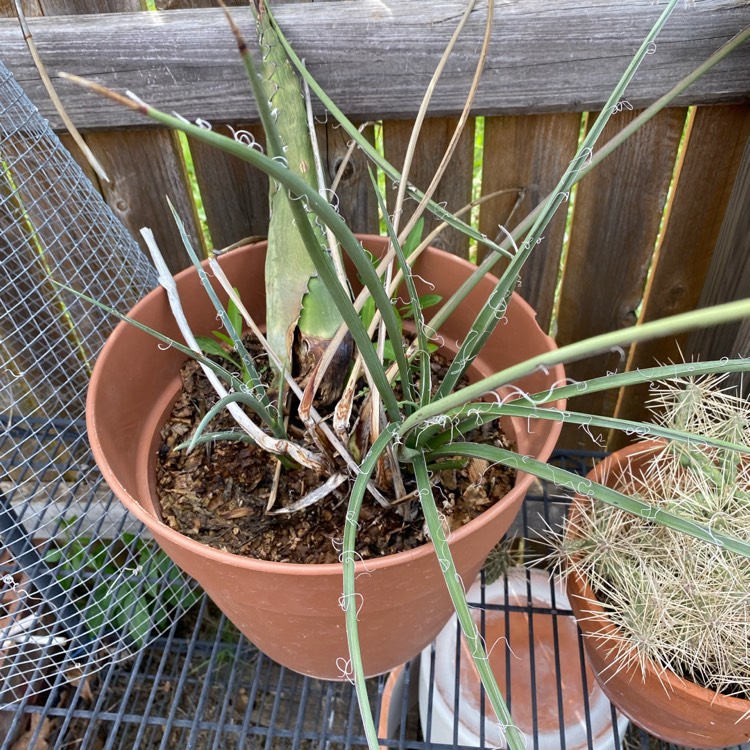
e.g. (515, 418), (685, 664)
(0, 59), (199, 704)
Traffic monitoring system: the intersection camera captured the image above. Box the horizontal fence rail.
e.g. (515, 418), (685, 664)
(0, 1), (749, 129)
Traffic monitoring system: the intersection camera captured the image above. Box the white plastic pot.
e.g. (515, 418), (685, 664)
(418, 569), (629, 750)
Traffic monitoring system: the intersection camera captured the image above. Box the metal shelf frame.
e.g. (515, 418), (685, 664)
(1, 439), (748, 750)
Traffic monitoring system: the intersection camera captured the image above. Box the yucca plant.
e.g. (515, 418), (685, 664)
(58, 2), (750, 748)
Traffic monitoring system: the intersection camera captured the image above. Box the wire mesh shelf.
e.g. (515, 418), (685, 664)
(3, 447), (747, 750)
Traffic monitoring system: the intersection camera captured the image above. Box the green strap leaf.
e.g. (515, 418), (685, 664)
(246, 4), (343, 371)
(428, 443), (750, 559)
(368, 167), (426, 408)
(341, 423), (400, 750)
(412, 452), (525, 750)
(527, 358), (750, 405)
(417, 401), (750, 455)
(53, 282), (258, 403)
(433, 0), (682, 399)
(185, 392), (271, 453)
(400, 298), (750, 438)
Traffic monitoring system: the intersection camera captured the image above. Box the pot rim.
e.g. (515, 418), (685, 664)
(87, 238), (563, 576)
(567, 440), (750, 712)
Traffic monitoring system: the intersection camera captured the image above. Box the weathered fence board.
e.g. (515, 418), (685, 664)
(383, 117), (475, 258)
(2, 0), (205, 272)
(687, 133), (750, 362)
(159, 0), (259, 256)
(40, 0), (142, 10)
(554, 107), (687, 449)
(155, 0), (246, 9)
(477, 111), (582, 332)
(187, 124), (270, 251)
(59, 133), (98, 185)
(2, 0), (749, 450)
(612, 103), (750, 444)
(321, 122), (379, 236)
(1, 1), (748, 130)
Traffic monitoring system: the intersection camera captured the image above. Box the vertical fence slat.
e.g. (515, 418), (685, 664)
(686, 129), (750, 363)
(59, 133), (99, 186)
(611, 104), (750, 444)
(554, 107), (687, 449)
(151, 0), (257, 262)
(39, 0), (141, 10)
(188, 125), (270, 250)
(478, 112), (581, 331)
(83, 129), (204, 272)
(383, 117), (475, 258)
(155, 0), (246, 8)
(322, 122), (379, 236)
(0, 1), (40, 18)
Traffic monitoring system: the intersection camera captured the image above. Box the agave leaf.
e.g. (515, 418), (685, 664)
(252, 3), (349, 399)
(369, 170), (422, 408)
(341, 424), (400, 749)
(255, 5), (322, 370)
(266, 4), (514, 264)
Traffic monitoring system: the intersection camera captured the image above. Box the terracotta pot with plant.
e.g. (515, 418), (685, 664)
(60, 2), (750, 748)
(85, 233), (563, 680)
(559, 377), (750, 748)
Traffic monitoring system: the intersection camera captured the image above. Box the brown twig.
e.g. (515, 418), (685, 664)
(15, 1), (110, 183)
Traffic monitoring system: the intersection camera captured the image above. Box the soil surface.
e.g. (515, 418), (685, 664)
(156, 338), (515, 564)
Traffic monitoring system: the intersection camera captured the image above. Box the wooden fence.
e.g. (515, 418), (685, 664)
(1, 0), (749, 450)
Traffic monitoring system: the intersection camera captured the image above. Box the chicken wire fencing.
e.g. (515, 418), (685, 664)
(0, 59), (200, 705)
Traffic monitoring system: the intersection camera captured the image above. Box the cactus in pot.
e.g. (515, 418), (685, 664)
(558, 375), (750, 745)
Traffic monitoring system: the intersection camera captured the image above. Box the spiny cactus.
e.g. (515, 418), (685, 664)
(559, 374), (750, 699)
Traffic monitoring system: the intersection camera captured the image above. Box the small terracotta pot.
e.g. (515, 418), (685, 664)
(421, 570), (629, 750)
(378, 661), (419, 746)
(87, 236), (564, 679)
(566, 442), (750, 748)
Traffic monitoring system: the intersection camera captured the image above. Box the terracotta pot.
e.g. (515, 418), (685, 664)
(566, 442), (750, 748)
(87, 235), (564, 679)
(378, 660), (419, 746)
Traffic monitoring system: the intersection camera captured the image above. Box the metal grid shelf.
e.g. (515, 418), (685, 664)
(1, 446), (748, 750)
